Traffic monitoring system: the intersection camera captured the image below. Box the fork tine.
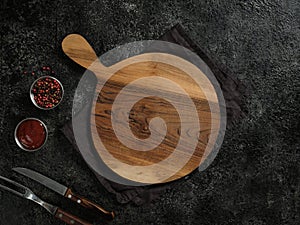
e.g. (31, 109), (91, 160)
(0, 175), (29, 197)
(0, 183), (25, 197)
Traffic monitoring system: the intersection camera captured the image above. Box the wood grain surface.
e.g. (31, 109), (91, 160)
(55, 208), (92, 225)
(64, 189), (115, 220)
(62, 34), (221, 184)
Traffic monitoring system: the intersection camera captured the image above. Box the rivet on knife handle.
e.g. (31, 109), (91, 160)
(55, 208), (93, 225)
(65, 188), (115, 220)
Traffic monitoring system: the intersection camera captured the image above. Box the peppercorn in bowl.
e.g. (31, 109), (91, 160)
(30, 76), (64, 109)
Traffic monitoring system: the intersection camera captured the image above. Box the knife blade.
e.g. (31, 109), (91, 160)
(0, 175), (92, 225)
(12, 167), (115, 220)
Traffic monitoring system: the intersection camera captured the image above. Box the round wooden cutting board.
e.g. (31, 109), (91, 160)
(62, 34), (224, 185)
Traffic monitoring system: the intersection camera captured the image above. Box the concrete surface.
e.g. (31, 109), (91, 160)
(0, 0), (299, 224)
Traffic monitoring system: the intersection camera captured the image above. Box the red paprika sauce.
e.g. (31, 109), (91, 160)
(16, 119), (47, 150)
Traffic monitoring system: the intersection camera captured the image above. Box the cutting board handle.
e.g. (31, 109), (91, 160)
(62, 34), (105, 70)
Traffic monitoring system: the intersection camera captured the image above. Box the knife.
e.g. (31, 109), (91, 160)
(13, 167), (115, 220)
(0, 175), (92, 225)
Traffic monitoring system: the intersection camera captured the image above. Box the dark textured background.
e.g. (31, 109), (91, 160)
(0, 0), (299, 225)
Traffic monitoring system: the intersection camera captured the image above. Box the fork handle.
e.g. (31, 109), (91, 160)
(55, 208), (92, 225)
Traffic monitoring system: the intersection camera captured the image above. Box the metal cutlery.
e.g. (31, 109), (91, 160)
(0, 175), (92, 225)
(12, 167), (115, 220)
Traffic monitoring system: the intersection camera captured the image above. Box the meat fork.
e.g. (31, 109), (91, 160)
(0, 175), (92, 225)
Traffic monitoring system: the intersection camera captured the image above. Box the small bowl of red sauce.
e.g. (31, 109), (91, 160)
(30, 76), (64, 110)
(14, 118), (48, 152)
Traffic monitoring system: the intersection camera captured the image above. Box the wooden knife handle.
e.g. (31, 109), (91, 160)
(65, 188), (115, 220)
(55, 208), (92, 225)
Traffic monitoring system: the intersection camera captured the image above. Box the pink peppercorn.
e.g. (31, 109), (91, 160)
(31, 76), (63, 109)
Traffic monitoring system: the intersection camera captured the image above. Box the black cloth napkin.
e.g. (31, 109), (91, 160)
(61, 24), (247, 205)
